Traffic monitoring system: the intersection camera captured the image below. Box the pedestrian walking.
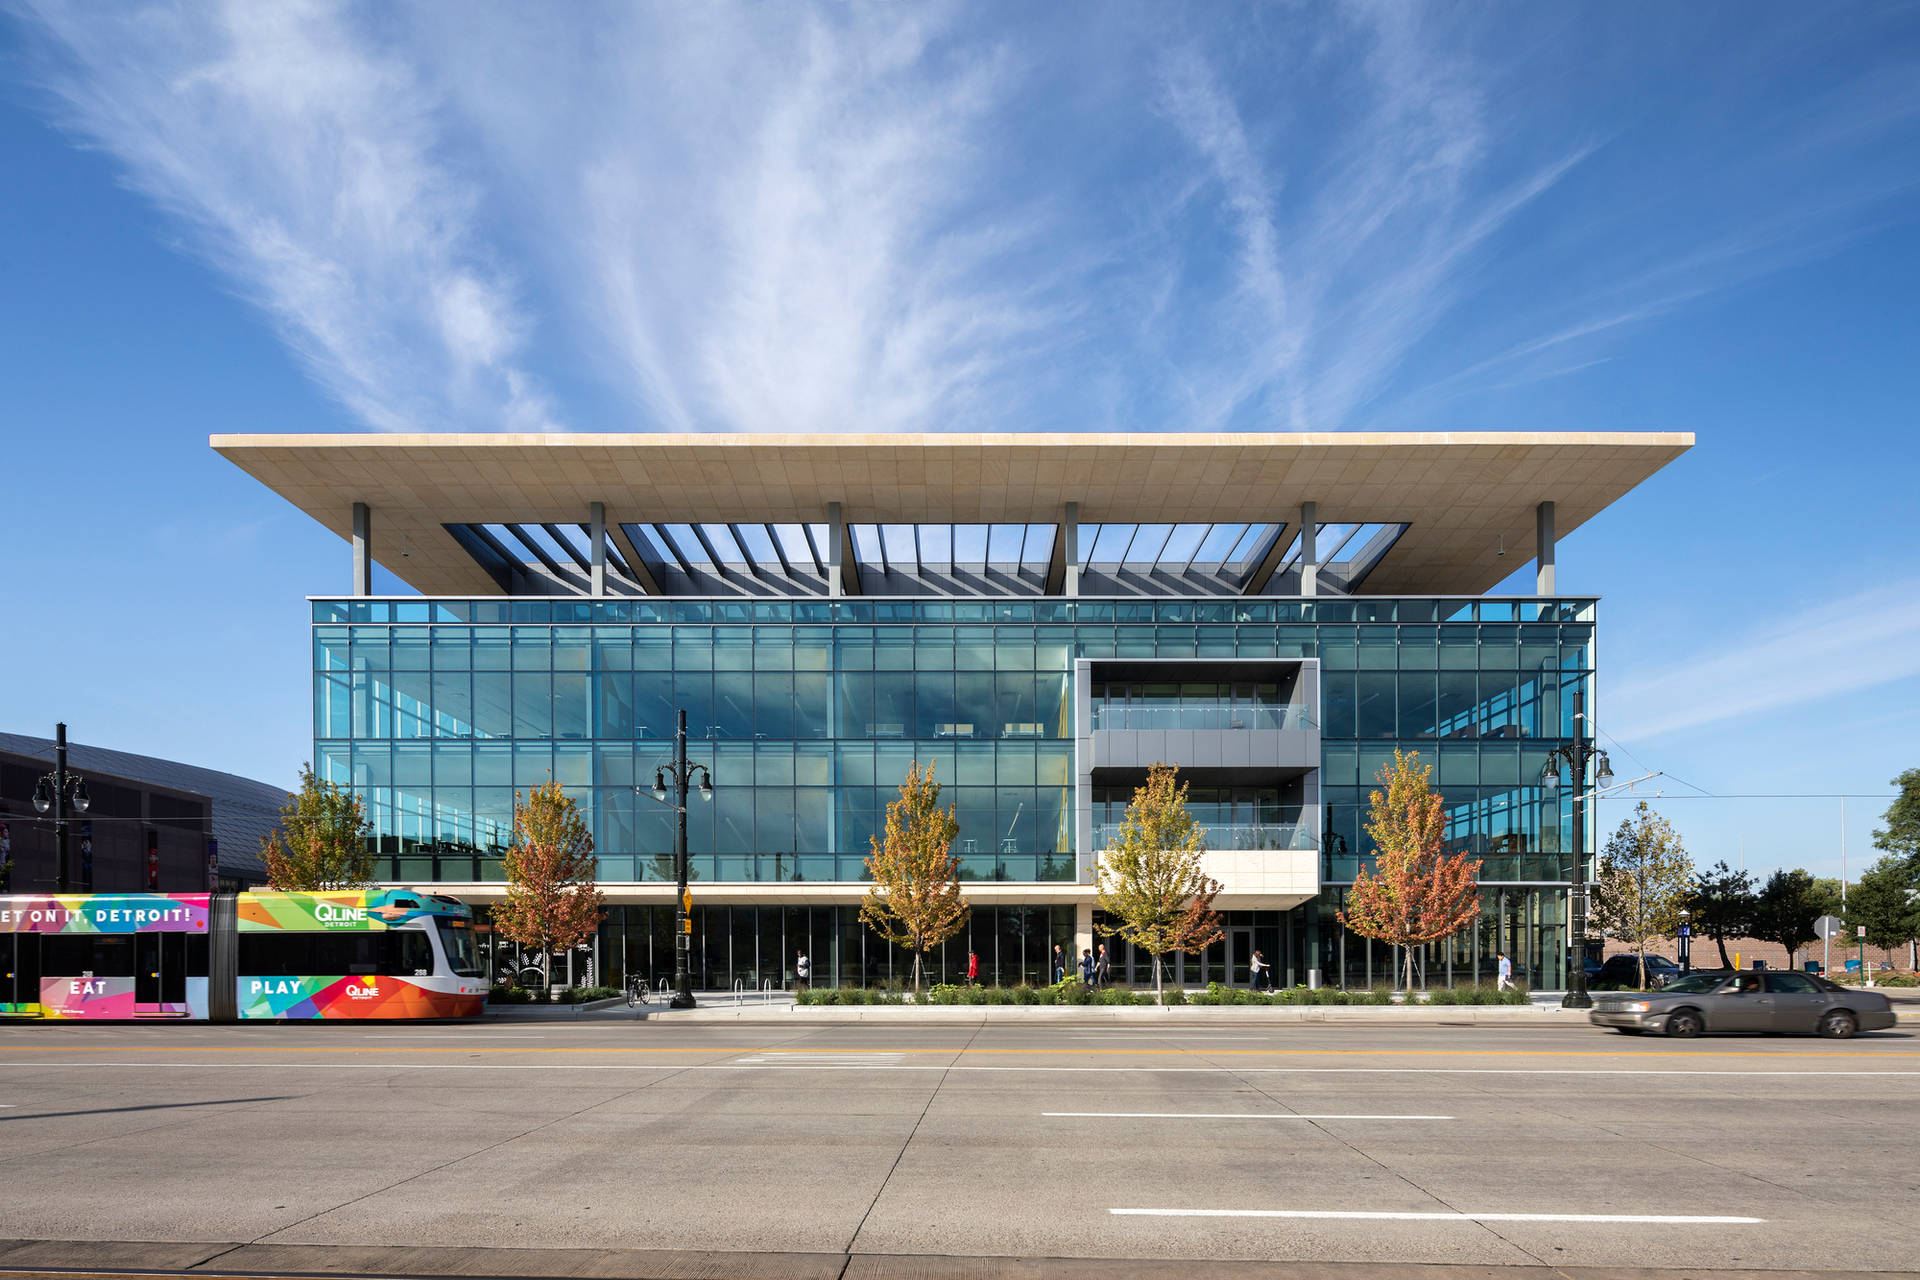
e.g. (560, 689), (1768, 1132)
(1052, 943), (1066, 984)
(1250, 949), (1269, 991)
(796, 949), (811, 993)
(967, 950), (980, 984)
(1496, 952), (1512, 991)
(1095, 944), (1110, 988)
(1079, 948), (1095, 984)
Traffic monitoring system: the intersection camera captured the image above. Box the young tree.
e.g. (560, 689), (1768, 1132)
(1871, 768), (1920, 875)
(1589, 802), (1692, 989)
(492, 781), (605, 988)
(261, 764), (375, 890)
(1095, 763), (1223, 1003)
(1849, 856), (1920, 958)
(1685, 860), (1759, 970)
(1337, 750), (1481, 992)
(860, 761), (969, 992)
(1750, 868), (1823, 972)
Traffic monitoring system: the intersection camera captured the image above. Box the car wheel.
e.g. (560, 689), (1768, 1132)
(1665, 1009), (1703, 1039)
(1614, 1028), (1644, 1036)
(1817, 1010), (1857, 1040)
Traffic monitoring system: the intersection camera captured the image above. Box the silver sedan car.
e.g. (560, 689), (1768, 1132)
(1589, 970), (1898, 1039)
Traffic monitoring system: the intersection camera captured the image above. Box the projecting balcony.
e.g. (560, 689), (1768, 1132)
(1087, 704), (1319, 773)
(1093, 821), (1318, 852)
(1090, 704), (1315, 732)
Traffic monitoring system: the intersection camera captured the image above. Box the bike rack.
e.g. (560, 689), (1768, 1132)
(657, 977), (672, 1002)
(761, 978), (775, 1005)
(733, 978), (747, 1006)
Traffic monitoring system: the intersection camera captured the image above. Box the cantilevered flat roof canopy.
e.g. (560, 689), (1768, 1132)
(210, 431), (1690, 598)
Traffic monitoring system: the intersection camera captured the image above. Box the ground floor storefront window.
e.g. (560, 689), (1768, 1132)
(472, 888), (1566, 992)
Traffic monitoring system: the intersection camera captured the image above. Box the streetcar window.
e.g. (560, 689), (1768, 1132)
(238, 929), (438, 977)
(434, 918), (483, 977)
(43, 934), (136, 977)
(394, 930), (433, 975)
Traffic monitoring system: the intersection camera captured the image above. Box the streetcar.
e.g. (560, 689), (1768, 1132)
(0, 889), (488, 1021)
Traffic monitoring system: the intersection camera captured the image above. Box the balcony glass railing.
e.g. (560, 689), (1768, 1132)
(1089, 704), (1315, 732)
(1093, 822), (1318, 851)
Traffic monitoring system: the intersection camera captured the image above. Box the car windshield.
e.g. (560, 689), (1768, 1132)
(1656, 974), (1729, 994)
(434, 917), (484, 977)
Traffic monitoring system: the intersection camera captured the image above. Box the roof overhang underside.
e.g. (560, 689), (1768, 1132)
(209, 431), (1691, 598)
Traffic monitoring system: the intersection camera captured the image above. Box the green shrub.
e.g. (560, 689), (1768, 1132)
(558, 985), (621, 1004)
(487, 984), (533, 1004)
(1013, 983), (1040, 1005)
(1160, 986), (1188, 1006)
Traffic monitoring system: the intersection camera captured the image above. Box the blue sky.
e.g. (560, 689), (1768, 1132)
(3, 2), (1918, 883)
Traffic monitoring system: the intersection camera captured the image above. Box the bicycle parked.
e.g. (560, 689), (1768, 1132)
(625, 973), (651, 1008)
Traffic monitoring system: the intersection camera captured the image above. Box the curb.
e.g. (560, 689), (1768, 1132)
(634, 1003), (1567, 1025)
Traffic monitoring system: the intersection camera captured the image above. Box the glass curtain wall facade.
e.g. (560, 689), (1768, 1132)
(313, 594), (1594, 990)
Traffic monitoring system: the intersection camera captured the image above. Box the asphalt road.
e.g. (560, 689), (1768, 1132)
(1, 1017), (1916, 1277)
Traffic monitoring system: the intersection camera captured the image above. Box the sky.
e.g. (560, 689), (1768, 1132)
(3, 2), (1918, 884)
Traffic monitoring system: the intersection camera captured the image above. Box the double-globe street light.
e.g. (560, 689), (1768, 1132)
(1540, 689), (1611, 1010)
(31, 723), (92, 893)
(637, 709), (711, 1009)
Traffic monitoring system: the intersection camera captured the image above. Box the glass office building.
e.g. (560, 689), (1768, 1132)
(220, 430), (1691, 992)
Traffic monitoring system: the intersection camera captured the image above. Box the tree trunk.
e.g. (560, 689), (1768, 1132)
(1714, 935), (1731, 969)
(1154, 954), (1165, 1006)
(1404, 944), (1416, 995)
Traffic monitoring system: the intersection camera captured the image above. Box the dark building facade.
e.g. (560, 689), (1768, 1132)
(0, 734), (280, 894)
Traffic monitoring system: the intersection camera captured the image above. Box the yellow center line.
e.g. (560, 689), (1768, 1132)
(1, 1044), (1914, 1060)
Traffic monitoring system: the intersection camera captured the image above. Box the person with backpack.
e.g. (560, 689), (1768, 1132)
(1079, 948), (1096, 984)
(796, 949), (811, 993)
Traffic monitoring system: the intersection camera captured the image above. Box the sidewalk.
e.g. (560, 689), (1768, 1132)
(485, 989), (1575, 1024)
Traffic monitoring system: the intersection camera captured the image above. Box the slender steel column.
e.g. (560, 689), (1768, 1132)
(352, 502), (373, 597)
(1064, 501), (1080, 597)
(590, 502), (607, 597)
(1536, 500), (1557, 595)
(1298, 502), (1319, 596)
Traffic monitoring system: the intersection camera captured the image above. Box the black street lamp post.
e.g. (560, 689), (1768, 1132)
(640, 709), (711, 1009)
(1540, 689), (1611, 1010)
(31, 723), (91, 893)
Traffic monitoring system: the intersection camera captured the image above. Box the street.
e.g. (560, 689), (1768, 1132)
(1, 1017), (1916, 1278)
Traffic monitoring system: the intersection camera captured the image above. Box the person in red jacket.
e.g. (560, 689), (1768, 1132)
(967, 950), (980, 984)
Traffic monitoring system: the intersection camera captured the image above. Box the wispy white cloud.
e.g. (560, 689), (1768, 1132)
(1608, 580), (1920, 742)
(17, 0), (556, 433)
(11, 2), (1919, 435)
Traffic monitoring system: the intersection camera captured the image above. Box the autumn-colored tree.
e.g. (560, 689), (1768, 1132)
(1095, 763), (1224, 1004)
(861, 761), (970, 991)
(1339, 750), (1481, 992)
(491, 781), (606, 988)
(1591, 802), (1692, 989)
(261, 764), (376, 890)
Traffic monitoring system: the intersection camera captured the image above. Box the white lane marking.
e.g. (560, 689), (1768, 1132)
(1065, 1035), (1273, 1041)
(2, 1061), (1916, 1078)
(732, 1052), (908, 1065)
(1048, 1112), (1452, 1120)
(1111, 1209), (1765, 1224)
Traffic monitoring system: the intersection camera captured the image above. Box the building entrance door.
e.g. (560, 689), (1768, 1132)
(1228, 927), (1255, 987)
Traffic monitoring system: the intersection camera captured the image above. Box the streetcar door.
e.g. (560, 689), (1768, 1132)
(136, 932), (160, 1004)
(134, 933), (188, 1011)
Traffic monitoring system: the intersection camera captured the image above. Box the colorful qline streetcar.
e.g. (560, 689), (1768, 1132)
(0, 890), (488, 1021)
